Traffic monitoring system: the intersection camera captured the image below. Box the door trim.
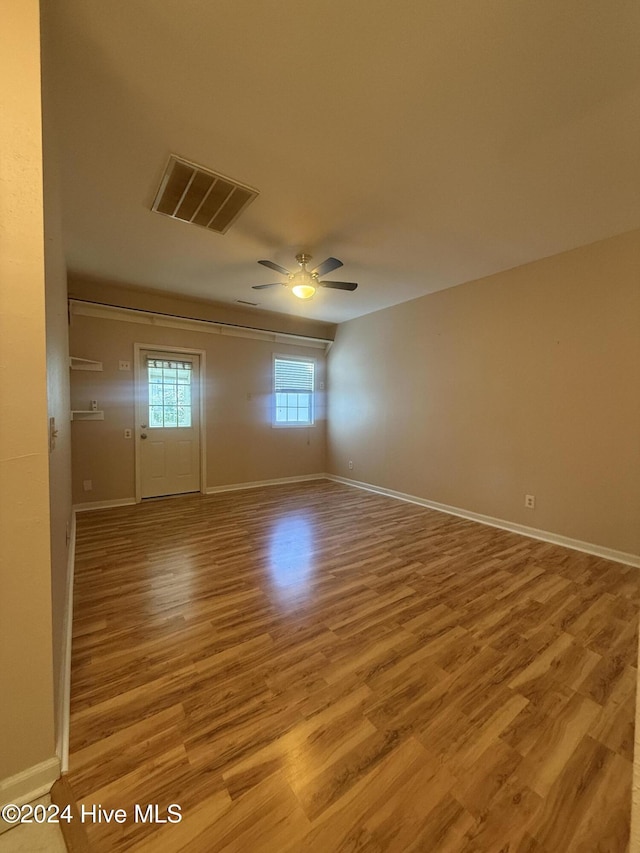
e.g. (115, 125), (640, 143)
(133, 343), (207, 502)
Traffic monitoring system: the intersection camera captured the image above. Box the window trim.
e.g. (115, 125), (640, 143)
(272, 353), (316, 428)
(146, 357), (194, 429)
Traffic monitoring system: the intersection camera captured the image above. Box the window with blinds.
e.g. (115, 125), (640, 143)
(147, 358), (193, 428)
(273, 356), (315, 426)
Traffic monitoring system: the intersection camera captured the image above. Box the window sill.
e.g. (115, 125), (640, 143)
(272, 422), (316, 429)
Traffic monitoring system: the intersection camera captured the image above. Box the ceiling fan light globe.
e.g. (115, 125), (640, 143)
(292, 283), (316, 299)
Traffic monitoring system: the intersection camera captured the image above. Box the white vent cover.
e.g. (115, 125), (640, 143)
(151, 155), (258, 234)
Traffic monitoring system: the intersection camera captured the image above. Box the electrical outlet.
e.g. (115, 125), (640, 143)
(124, 428), (132, 439)
(525, 494), (535, 509)
(90, 399), (98, 411)
(348, 460), (354, 470)
(119, 361), (131, 371)
(83, 479), (92, 491)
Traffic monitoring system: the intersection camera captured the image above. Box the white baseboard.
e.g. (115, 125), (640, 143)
(71, 479), (640, 567)
(328, 475), (640, 569)
(0, 757), (60, 809)
(73, 497), (136, 512)
(206, 473), (328, 495)
(56, 510), (76, 773)
(75, 478), (330, 506)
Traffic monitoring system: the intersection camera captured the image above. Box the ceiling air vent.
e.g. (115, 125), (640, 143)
(151, 155), (258, 234)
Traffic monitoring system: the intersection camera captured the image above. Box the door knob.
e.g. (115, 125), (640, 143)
(141, 433), (148, 439)
(141, 423), (148, 429)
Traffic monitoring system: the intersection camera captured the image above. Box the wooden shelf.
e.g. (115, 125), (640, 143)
(71, 410), (104, 421)
(70, 357), (103, 371)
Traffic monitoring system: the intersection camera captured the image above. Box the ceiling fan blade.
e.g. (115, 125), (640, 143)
(252, 282), (284, 290)
(258, 259), (290, 276)
(311, 257), (343, 277)
(319, 281), (358, 291)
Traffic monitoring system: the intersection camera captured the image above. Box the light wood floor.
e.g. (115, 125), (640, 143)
(68, 480), (639, 852)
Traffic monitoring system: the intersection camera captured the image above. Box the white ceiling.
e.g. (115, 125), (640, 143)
(42, 0), (640, 324)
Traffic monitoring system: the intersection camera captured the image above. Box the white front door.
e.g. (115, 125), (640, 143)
(138, 350), (201, 498)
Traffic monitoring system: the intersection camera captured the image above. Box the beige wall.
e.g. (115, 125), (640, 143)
(0, 0), (57, 783)
(327, 229), (640, 557)
(69, 308), (327, 504)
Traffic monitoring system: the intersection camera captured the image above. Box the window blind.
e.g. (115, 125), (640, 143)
(147, 358), (192, 370)
(274, 358), (314, 392)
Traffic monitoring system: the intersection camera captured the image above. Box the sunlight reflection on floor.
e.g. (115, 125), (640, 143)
(268, 512), (315, 602)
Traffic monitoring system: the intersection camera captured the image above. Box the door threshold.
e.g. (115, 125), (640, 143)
(141, 491), (202, 502)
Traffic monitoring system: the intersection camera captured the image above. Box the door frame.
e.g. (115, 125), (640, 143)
(133, 342), (207, 502)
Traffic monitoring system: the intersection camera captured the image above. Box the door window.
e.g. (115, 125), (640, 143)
(147, 358), (192, 428)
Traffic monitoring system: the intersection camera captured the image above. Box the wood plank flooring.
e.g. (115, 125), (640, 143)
(67, 480), (639, 852)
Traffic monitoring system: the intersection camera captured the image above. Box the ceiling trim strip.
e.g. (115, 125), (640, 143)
(68, 300), (332, 350)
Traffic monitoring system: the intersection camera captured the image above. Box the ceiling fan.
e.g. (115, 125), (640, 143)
(252, 253), (358, 300)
